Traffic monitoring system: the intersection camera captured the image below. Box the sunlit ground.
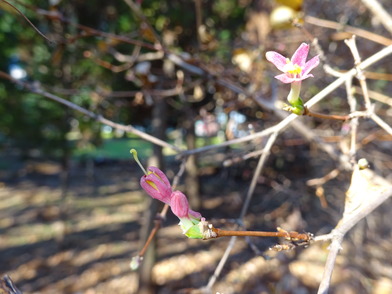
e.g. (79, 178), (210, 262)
(1, 158), (392, 293)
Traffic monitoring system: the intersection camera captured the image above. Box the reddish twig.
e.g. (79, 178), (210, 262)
(137, 204), (169, 258)
(210, 227), (312, 242)
(303, 107), (349, 121)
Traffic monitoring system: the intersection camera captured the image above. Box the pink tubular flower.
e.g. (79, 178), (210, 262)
(140, 166), (172, 204)
(266, 43), (319, 84)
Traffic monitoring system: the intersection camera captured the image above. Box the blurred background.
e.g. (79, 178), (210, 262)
(0, 0), (392, 293)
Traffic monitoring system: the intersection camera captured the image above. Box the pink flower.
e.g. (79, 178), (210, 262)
(140, 166), (172, 204)
(266, 43), (319, 84)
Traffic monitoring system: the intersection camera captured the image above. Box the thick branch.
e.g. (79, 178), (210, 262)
(317, 186), (392, 294)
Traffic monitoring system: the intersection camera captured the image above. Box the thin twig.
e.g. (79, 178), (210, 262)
(204, 132), (278, 291)
(345, 37), (392, 136)
(123, 0), (164, 49)
(223, 147), (266, 167)
(303, 108), (349, 121)
(370, 113), (392, 136)
(31, 5), (159, 51)
(240, 132), (278, 218)
(361, 0), (392, 34)
(204, 236), (237, 291)
(354, 86), (392, 107)
(0, 71), (182, 153)
(305, 15), (392, 46)
(345, 77), (358, 160)
(307, 168), (340, 186)
(0, 0), (52, 43)
(345, 36), (372, 110)
(211, 228), (311, 241)
(364, 71), (392, 81)
(317, 231), (344, 294)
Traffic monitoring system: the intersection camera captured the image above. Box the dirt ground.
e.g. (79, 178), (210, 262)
(1, 158), (392, 294)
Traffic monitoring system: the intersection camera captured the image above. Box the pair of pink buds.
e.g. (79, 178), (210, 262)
(140, 166), (201, 220)
(131, 149), (203, 238)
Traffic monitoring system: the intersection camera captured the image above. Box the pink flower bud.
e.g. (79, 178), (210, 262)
(140, 166), (172, 204)
(170, 190), (190, 218)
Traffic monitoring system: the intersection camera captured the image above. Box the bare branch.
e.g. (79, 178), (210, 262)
(361, 0), (392, 34)
(0, 0), (52, 43)
(354, 86), (392, 107)
(317, 178), (392, 294)
(305, 15), (392, 46)
(370, 113), (392, 136)
(0, 71), (182, 153)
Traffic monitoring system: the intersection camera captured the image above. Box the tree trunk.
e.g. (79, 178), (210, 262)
(185, 118), (201, 210)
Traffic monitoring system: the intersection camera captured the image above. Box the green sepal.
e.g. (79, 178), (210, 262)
(184, 224), (203, 239)
(283, 97), (304, 115)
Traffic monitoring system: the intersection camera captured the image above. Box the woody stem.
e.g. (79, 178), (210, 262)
(211, 228), (311, 241)
(137, 204), (170, 257)
(303, 107), (349, 121)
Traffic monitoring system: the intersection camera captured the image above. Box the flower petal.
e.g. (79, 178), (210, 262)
(291, 43), (309, 68)
(299, 74), (313, 81)
(140, 173), (172, 204)
(302, 55), (320, 76)
(147, 166), (171, 187)
(274, 73), (296, 83)
(266, 51), (288, 72)
(189, 209), (202, 220)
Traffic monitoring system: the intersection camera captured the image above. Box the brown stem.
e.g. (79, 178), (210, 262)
(137, 204), (169, 257)
(137, 220), (160, 257)
(212, 228), (311, 241)
(304, 107), (349, 121)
